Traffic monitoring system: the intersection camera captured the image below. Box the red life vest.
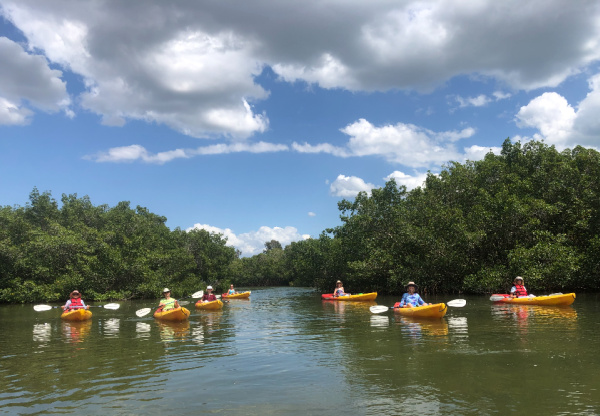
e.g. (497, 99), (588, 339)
(513, 284), (528, 297)
(67, 297), (84, 310)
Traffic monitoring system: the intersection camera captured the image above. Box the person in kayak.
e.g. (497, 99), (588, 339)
(158, 288), (180, 311)
(399, 282), (430, 308)
(62, 290), (90, 311)
(201, 286), (218, 302)
(510, 276), (529, 298)
(333, 280), (350, 297)
(227, 284), (238, 295)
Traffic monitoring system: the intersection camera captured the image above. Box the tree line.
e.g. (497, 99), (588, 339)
(1, 139), (599, 302)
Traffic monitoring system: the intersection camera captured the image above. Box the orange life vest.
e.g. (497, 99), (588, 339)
(513, 284), (528, 297)
(67, 297), (84, 310)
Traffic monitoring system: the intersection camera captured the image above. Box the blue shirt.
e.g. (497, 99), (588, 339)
(399, 293), (426, 307)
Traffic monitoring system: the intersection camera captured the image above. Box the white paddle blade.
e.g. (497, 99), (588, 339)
(135, 308), (152, 317)
(103, 303), (120, 310)
(489, 295), (507, 301)
(370, 305), (391, 314)
(33, 305), (53, 312)
(446, 299), (467, 307)
(191, 290), (204, 298)
(179, 301), (190, 306)
(215, 295), (221, 299)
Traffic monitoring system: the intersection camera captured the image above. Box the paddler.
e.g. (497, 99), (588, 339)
(159, 288), (180, 311)
(227, 284), (238, 295)
(398, 281), (430, 308)
(333, 280), (350, 297)
(510, 276), (529, 298)
(62, 290), (90, 311)
(200, 286), (217, 303)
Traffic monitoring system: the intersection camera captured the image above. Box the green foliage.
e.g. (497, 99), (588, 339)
(0, 190), (237, 303)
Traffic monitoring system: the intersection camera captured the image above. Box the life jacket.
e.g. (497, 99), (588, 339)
(67, 297), (84, 311)
(513, 284), (528, 297)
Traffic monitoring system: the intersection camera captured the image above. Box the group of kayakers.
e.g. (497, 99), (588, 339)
(61, 277), (530, 312)
(332, 276), (532, 307)
(61, 284), (242, 313)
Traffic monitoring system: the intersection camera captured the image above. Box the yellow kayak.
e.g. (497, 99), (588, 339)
(195, 299), (223, 310)
(322, 292), (378, 301)
(61, 309), (93, 321)
(153, 306), (190, 322)
(393, 302), (448, 318)
(222, 291), (251, 299)
(491, 293), (576, 306)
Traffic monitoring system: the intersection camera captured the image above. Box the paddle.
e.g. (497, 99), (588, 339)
(489, 294), (508, 301)
(370, 299), (467, 314)
(135, 290), (204, 317)
(33, 303), (120, 312)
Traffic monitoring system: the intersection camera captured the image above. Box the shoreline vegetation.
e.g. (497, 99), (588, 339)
(2, 139), (599, 303)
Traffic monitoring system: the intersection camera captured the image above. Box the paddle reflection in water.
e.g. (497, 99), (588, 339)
(136, 321), (152, 338)
(32, 323), (52, 344)
(101, 318), (120, 337)
(370, 315), (390, 328)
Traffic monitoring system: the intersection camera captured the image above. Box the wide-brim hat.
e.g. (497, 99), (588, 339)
(405, 281), (418, 289)
(207, 286), (213, 290)
(163, 288), (171, 293)
(514, 276), (524, 283)
(70, 290), (81, 298)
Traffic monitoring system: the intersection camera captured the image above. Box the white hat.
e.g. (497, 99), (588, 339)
(163, 288), (171, 293)
(207, 286), (213, 290)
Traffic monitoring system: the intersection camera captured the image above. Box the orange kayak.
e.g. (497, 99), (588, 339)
(195, 299), (223, 310)
(393, 302), (447, 318)
(321, 292), (377, 301)
(153, 307), (190, 321)
(222, 291), (251, 299)
(491, 293), (575, 306)
(61, 309), (93, 321)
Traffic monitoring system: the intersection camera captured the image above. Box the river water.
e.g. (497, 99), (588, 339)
(0, 287), (598, 415)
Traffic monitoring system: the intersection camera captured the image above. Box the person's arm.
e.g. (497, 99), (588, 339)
(399, 293), (407, 307)
(81, 300), (89, 309)
(62, 300), (71, 310)
(174, 300), (180, 308)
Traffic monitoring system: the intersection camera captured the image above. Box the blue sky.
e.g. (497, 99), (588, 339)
(1, 0), (600, 256)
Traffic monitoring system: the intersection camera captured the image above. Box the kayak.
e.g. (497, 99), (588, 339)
(491, 293), (575, 306)
(195, 299), (223, 310)
(153, 306), (190, 322)
(321, 292), (378, 301)
(392, 302), (447, 318)
(222, 291), (251, 299)
(61, 308), (93, 321)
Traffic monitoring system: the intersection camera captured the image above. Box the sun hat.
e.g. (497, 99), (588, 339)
(514, 276), (524, 283)
(70, 290), (81, 298)
(207, 286), (213, 290)
(405, 281), (418, 289)
(336, 280), (342, 284)
(163, 288), (171, 293)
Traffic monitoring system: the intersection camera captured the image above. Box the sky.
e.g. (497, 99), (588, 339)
(1, 0), (600, 256)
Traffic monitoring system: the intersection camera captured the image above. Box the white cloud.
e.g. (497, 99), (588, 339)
(456, 94), (491, 108)
(0, 36), (70, 124)
(186, 223), (310, 256)
(493, 91), (512, 101)
(515, 92), (577, 148)
(463, 145), (502, 161)
(308, 212), (316, 217)
(3, 0), (600, 136)
(384, 171), (429, 191)
(329, 174), (376, 197)
(85, 141), (288, 164)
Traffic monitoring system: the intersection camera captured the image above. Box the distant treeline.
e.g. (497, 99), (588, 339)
(1, 139), (599, 303)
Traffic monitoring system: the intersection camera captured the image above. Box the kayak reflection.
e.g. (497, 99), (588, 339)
(156, 320), (190, 342)
(396, 316), (449, 339)
(62, 320), (92, 344)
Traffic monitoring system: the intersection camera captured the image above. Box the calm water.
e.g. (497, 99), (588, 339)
(1, 288), (599, 415)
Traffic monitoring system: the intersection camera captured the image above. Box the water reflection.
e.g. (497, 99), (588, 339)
(156, 320), (190, 342)
(101, 318), (120, 337)
(447, 316), (469, 341)
(135, 322), (152, 338)
(396, 316), (449, 339)
(32, 323), (52, 344)
(370, 315), (390, 328)
(62, 320), (92, 344)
